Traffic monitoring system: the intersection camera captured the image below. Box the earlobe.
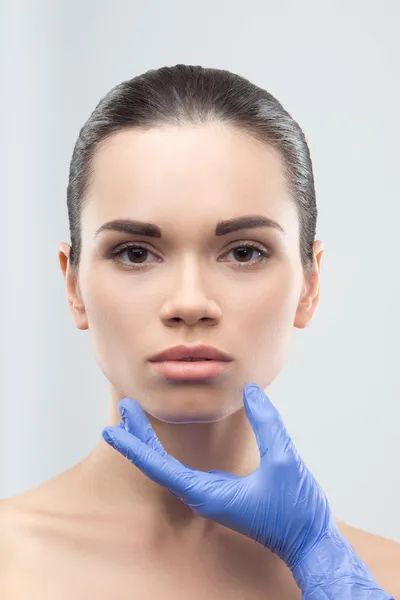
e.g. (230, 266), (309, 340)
(71, 305), (89, 331)
(293, 297), (315, 329)
(58, 242), (89, 331)
(294, 241), (323, 330)
(69, 295), (89, 331)
(294, 286), (321, 329)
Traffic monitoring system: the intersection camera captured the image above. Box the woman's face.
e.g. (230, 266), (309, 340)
(61, 123), (323, 423)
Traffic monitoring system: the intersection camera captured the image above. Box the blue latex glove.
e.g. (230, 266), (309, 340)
(102, 383), (394, 599)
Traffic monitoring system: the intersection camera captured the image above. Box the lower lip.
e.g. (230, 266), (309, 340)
(149, 360), (232, 380)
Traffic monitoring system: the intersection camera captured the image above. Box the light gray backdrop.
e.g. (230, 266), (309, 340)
(1, 1), (399, 541)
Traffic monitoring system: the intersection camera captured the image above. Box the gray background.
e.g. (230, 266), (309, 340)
(1, 1), (399, 541)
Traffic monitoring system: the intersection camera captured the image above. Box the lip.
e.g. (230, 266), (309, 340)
(149, 360), (232, 381)
(148, 344), (233, 363)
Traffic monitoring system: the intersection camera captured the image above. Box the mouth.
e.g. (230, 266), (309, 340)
(149, 344), (233, 363)
(178, 358), (212, 361)
(149, 358), (232, 381)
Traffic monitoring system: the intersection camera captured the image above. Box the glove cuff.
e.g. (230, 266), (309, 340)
(291, 527), (393, 598)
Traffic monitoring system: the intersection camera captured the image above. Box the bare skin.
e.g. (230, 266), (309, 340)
(0, 474), (301, 599)
(2, 122), (399, 597)
(1, 465), (399, 599)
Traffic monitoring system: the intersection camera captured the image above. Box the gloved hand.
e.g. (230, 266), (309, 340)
(102, 383), (393, 599)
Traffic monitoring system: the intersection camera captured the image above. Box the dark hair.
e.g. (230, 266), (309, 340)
(67, 64), (317, 272)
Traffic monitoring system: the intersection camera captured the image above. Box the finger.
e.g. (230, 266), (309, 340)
(118, 398), (167, 457)
(102, 426), (197, 496)
(208, 469), (241, 482)
(243, 383), (289, 458)
(118, 400), (192, 471)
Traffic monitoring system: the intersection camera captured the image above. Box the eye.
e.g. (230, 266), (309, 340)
(222, 242), (270, 269)
(109, 244), (159, 269)
(108, 242), (270, 270)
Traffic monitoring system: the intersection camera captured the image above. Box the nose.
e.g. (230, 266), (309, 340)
(159, 260), (222, 327)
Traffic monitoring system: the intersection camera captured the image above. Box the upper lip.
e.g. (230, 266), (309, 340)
(149, 344), (233, 362)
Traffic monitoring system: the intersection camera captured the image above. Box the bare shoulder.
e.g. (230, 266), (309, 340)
(338, 519), (400, 597)
(0, 497), (19, 545)
(0, 494), (39, 550)
(0, 497), (22, 582)
(0, 472), (81, 569)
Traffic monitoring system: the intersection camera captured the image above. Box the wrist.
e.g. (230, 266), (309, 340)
(291, 527), (393, 598)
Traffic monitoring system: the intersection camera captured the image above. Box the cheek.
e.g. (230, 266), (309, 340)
(237, 273), (300, 384)
(82, 273), (147, 364)
(241, 291), (295, 349)
(233, 265), (300, 329)
(83, 268), (144, 324)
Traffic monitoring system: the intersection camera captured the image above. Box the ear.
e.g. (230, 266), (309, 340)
(294, 240), (324, 330)
(58, 242), (88, 331)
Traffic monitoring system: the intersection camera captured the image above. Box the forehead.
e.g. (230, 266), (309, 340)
(83, 123), (298, 238)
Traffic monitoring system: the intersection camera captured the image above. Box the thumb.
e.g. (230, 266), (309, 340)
(243, 383), (287, 459)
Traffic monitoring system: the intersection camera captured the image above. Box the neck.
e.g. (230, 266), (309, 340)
(78, 389), (261, 544)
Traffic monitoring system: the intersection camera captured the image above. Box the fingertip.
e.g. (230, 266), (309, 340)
(245, 383), (261, 396)
(244, 384), (262, 405)
(118, 397), (131, 414)
(102, 427), (115, 444)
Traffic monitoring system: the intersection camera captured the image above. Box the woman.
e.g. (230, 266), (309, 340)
(1, 65), (398, 598)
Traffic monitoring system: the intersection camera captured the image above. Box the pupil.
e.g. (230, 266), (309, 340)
(129, 248), (146, 263)
(234, 247), (252, 261)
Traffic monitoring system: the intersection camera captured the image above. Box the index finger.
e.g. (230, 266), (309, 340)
(103, 426), (197, 495)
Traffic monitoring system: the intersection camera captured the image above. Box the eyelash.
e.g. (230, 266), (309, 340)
(108, 241), (270, 270)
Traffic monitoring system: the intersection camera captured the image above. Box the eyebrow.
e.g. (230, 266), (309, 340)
(94, 215), (285, 240)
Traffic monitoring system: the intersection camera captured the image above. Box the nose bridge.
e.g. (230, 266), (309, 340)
(170, 252), (210, 297)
